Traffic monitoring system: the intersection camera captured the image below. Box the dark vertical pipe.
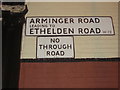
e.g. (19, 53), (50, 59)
(2, 2), (28, 88)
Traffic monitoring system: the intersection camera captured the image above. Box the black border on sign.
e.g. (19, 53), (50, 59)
(25, 16), (115, 36)
(36, 36), (38, 59)
(36, 36), (75, 59)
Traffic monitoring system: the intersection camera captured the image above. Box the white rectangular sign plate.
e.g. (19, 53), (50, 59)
(37, 37), (74, 58)
(26, 16), (114, 36)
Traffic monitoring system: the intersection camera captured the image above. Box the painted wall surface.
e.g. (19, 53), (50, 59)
(20, 2), (118, 59)
(19, 2), (119, 88)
